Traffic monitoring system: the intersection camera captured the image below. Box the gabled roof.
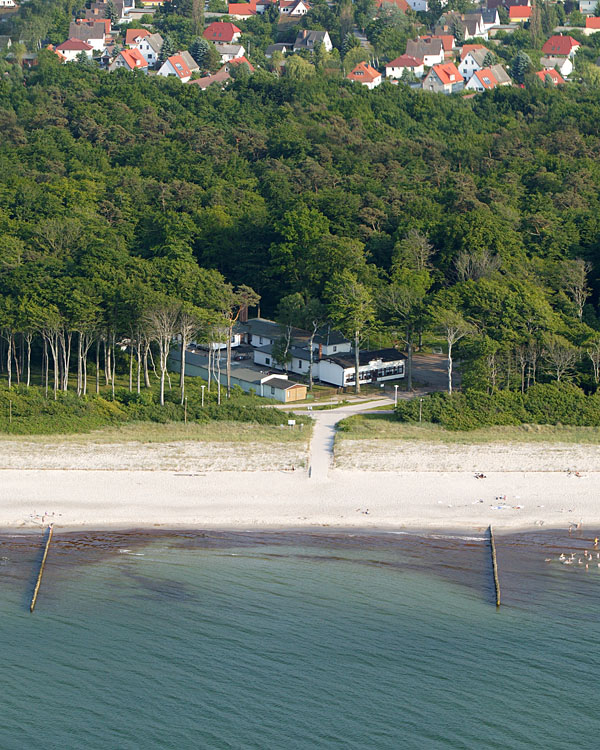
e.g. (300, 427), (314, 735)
(430, 62), (463, 85)
(460, 43), (486, 60)
(56, 38), (94, 51)
(490, 64), (511, 85)
(228, 2), (257, 15)
(186, 68), (231, 89)
(535, 68), (564, 85)
(386, 54), (423, 68)
(47, 44), (67, 62)
(428, 34), (454, 53)
(463, 48), (489, 66)
(226, 55), (255, 72)
(542, 35), (580, 56)
(69, 20), (109, 40)
(375, 0), (410, 12)
(346, 61), (381, 82)
(509, 5), (532, 19)
(118, 48), (148, 69)
(471, 67), (498, 89)
(406, 37), (443, 58)
(203, 22), (241, 42)
(179, 50), (199, 71)
(586, 17), (600, 30)
(293, 29), (330, 48)
(167, 54), (192, 78)
(540, 56), (569, 69)
(125, 28), (150, 46)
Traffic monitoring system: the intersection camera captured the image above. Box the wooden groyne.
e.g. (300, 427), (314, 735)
(30, 524), (54, 613)
(489, 525), (501, 608)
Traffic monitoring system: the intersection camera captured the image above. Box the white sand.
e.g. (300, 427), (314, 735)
(1, 465), (598, 533)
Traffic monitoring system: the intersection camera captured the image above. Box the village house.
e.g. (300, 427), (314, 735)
(318, 349), (406, 388)
(542, 34), (580, 58)
(279, 0), (311, 15)
(108, 48), (148, 72)
(459, 48), (490, 81)
(130, 32), (163, 66)
(265, 42), (290, 57)
(535, 68), (564, 85)
(385, 54), (425, 79)
(405, 0), (448, 10)
(424, 34), (455, 56)
(460, 43), (486, 60)
(55, 39), (94, 61)
(157, 52), (199, 82)
(214, 43), (246, 63)
(222, 56), (255, 73)
(346, 61), (382, 88)
(186, 68), (231, 90)
(68, 20), (109, 51)
(480, 8), (500, 29)
(405, 37), (444, 66)
(374, 0), (410, 12)
(579, 0), (597, 13)
(0, 0), (17, 7)
(584, 17), (600, 35)
(423, 62), (464, 93)
(85, 0), (134, 23)
(292, 30), (333, 53)
(437, 12), (488, 40)
(508, 5), (532, 22)
(228, 2), (257, 19)
(465, 64), (511, 91)
(239, 318), (350, 358)
(203, 22), (242, 44)
(540, 55), (572, 77)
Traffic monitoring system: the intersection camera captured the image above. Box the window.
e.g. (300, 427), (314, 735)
(265, 357), (270, 365)
(259, 336), (263, 344)
(333, 346), (337, 352)
(270, 386), (275, 395)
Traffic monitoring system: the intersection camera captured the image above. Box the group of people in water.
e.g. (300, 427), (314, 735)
(549, 537), (600, 569)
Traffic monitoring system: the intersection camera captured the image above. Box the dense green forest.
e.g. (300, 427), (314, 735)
(1, 52), (600, 414)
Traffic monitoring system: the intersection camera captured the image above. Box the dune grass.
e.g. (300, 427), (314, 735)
(336, 414), (600, 445)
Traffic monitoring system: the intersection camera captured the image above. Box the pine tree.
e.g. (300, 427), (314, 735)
(511, 50), (531, 84)
(159, 35), (177, 64)
(483, 51), (495, 67)
(451, 19), (465, 47)
(105, 0), (119, 25)
(189, 37), (210, 68)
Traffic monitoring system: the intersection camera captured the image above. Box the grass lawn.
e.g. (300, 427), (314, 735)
(336, 414), (600, 445)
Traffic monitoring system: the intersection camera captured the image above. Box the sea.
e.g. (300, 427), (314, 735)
(1, 528), (599, 749)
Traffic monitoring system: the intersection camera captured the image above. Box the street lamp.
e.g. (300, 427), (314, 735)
(201, 385), (205, 407)
(394, 384), (399, 408)
(419, 398), (423, 423)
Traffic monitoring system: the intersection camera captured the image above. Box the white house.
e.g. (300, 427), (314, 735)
(293, 30), (333, 53)
(580, 0), (597, 13)
(157, 52), (198, 82)
(240, 318), (350, 357)
(458, 48), (489, 81)
(318, 349), (406, 388)
(422, 62), (464, 94)
(0, 0), (17, 7)
(540, 55), (573, 77)
(346, 61), (382, 88)
(55, 39), (94, 61)
(68, 20), (108, 51)
(385, 54), (425, 79)
(108, 48), (148, 72)
(406, 0), (448, 10)
(214, 43), (246, 63)
(279, 0), (310, 15)
(129, 32), (163, 66)
(405, 38), (444, 67)
(465, 65), (511, 91)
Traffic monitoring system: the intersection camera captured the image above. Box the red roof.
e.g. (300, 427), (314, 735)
(47, 44), (67, 62)
(460, 44), (486, 60)
(375, 0), (410, 12)
(227, 55), (255, 71)
(431, 34), (454, 53)
(166, 53), (192, 79)
(228, 2), (257, 14)
(203, 22), (242, 43)
(509, 6), (532, 19)
(542, 35), (580, 56)
(56, 38), (94, 51)
(125, 28), (151, 46)
(431, 62), (463, 85)
(535, 68), (564, 85)
(386, 54), (423, 68)
(119, 48), (148, 70)
(346, 61), (381, 83)
(586, 17), (600, 30)
(472, 68), (498, 89)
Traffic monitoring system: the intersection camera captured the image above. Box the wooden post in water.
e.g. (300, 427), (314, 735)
(489, 525), (501, 608)
(30, 524), (54, 613)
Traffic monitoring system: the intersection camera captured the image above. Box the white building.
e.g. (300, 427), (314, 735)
(0, 0), (17, 7)
(318, 349), (406, 388)
(458, 48), (488, 82)
(385, 54), (425, 80)
(55, 39), (94, 61)
(130, 33), (163, 67)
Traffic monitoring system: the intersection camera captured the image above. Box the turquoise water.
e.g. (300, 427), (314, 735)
(1, 530), (599, 749)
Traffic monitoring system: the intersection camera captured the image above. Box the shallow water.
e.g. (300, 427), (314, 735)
(1, 529), (599, 749)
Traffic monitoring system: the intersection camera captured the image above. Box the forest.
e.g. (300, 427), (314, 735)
(1, 47), (600, 425)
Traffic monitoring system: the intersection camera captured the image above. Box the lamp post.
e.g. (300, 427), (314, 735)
(419, 398), (423, 423)
(394, 384), (399, 408)
(201, 385), (205, 408)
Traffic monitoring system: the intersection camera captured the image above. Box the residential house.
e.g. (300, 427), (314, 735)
(214, 43), (246, 63)
(437, 12), (488, 40)
(279, 0), (311, 15)
(375, 0), (410, 12)
(255, 0), (274, 11)
(346, 61), (382, 88)
(423, 62), (464, 93)
(580, 0), (597, 13)
(240, 318), (351, 357)
(540, 55), (572, 77)
(425, 34), (455, 56)
(406, 0), (448, 10)
(465, 64), (511, 91)
(0, 0), (17, 7)
(292, 30), (333, 53)
(186, 68), (231, 90)
(265, 42), (290, 57)
(584, 17), (600, 35)
(460, 43), (486, 59)
(542, 35), (580, 58)
(157, 52), (199, 82)
(319, 349), (406, 388)
(405, 37), (444, 66)
(125, 28), (150, 46)
(458, 47), (489, 81)
(222, 56), (255, 73)
(480, 8), (500, 29)
(487, 0), (529, 8)
(203, 22), (242, 44)
(86, 0), (134, 23)
(129, 32), (163, 66)
(535, 68), (564, 85)
(509, 5), (532, 22)
(385, 54), (425, 79)
(55, 39), (94, 61)
(68, 20), (109, 51)
(228, 2), (257, 19)
(108, 48), (148, 72)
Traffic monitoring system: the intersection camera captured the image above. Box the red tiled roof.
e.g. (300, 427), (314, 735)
(586, 17), (600, 29)
(542, 35), (580, 56)
(125, 28), (150, 46)
(460, 44), (486, 60)
(203, 22), (242, 42)
(430, 34), (454, 53)
(119, 48), (148, 69)
(386, 54), (423, 68)
(186, 69), (231, 89)
(472, 68), (498, 89)
(227, 55), (255, 71)
(431, 62), (463, 85)
(228, 2), (257, 14)
(47, 44), (67, 61)
(56, 38), (94, 51)
(346, 61), (381, 83)
(166, 53), (192, 79)
(375, 0), (410, 12)
(535, 68), (565, 85)
(509, 6), (532, 19)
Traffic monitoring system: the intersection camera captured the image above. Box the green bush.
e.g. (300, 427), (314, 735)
(395, 383), (600, 431)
